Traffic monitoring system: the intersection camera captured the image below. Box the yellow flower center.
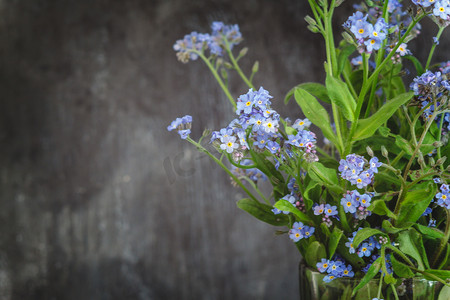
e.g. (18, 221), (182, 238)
(358, 29), (364, 34)
(246, 101), (251, 106)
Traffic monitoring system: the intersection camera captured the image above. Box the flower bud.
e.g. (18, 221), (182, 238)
(429, 156), (435, 167)
(239, 47), (248, 57)
(223, 62), (233, 69)
(252, 61), (259, 74)
(366, 146), (374, 157)
(307, 25), (320, 33)
(433, 141), (444, 147)
(221, 68), (228, 81)
(435, 156), (447, 166)
(342, 32), (355, 45)
(381, 146), (389, 158)
(304, 15), (317, 26)
(335, 0), (345, 7)
(418, 153), (426, 169)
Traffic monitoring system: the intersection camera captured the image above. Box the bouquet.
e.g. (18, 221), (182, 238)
(168, 0), (450, 298)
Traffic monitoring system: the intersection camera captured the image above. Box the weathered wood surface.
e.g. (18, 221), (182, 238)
(0, 0), (448, 299)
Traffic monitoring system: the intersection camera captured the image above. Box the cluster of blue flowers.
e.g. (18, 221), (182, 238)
(211, 87), (319, 164)
(289, 222), (315, 242)
(173, 21), (242, 63)
(341, 190), (374, 220)
(410, 69), (450, 133)
(313, 203), (338, 227)
(339, 154), (381, 188)
(167, 115), (192, 139)
(316, 258), (355, 282)
(343, 11), (389, 53)
(412, 0), (450, 21)
(344, 0), (424, 61)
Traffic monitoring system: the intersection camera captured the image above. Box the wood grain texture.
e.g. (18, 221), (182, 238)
(0, 0), (448, 299)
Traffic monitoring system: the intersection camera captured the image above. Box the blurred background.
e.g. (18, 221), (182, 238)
(0, 0), (448, 299)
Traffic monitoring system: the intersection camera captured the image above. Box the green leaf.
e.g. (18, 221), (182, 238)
(284, 82), (330, 104)
(368, 200), (397, 219)
(378, 126), (391, 137)
(305, 241), (327, 268)
(353, 228), (386, 249)
(274, 199), (312, 223)
(337, 44), (356, 75)
(398, 229), (425, 270)
(352, 257), (382, 296)
(391, 254), (415, 278)
(422, 269), (450, 282)
(404, 55), (425, 75)
(352, 91), (414, 141)
(294, 88), (336, 145)
(396, 182), (437, 227)
(382, 219), (409, 234)
(307, 162), (344, 193)
(249, 150), (285, 185)
(326, 74), (356, 121)
(328, 227), (343, 259)
(438, 285), (450, 300)
(303, 181), (321, 210)
(414, 224), (445, 239)
(237, 198), (289, 226)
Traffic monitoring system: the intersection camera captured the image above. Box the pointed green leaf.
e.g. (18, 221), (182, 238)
(438, 285), (450, 300)
(249, 150), (285, 185)
(398, 229), (425, 270)
(404, 55), (425, 75)
(237, 198), (289, 226)
(422, 269), (450, 282)
(326, 74), (356, 121)
(307, 162), (344, 193)
(337, 44), (356, 75)
(352, 91), (414, 141)
(274, 199), (312, 223)
(352, 257), (382, 296)
(353, 228), (386, 249)
(328, 227), (343, 259)
(391, 254), (415, 278)
(305, 241), (327, 267)
(294, 88), (336, 145)
(368, 200), (397, 219)
(284, 82), (330, 104)
(382, 220), (409, 234)
(396, 182), (437, 227)
(414, 224), (444, 239)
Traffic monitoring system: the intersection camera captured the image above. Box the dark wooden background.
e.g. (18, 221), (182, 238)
(0, 0), (448, 299)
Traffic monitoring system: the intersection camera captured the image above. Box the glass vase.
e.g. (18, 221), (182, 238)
(299, 263), (446, 300)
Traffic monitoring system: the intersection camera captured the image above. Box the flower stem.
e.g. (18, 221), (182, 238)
(195, 51), (237, 110)
(186, 137), (259, 202)
(425, 26), (445, 71)
(224, 40), (255, 90)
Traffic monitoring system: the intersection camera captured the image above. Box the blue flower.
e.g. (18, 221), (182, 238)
(289, 229), (303, 242)
(167, 115), (193, 139)
(341, 193), (358, 214)
(292, 118), (311, 131)
(313, 203), (325, 215)
(316, 259), (330, 273)
(433, 1), (450, 19)
(358, 242), (372, 257)
(266, 140), (280, 154)
(219, 136), (239, 153)
(324, 204), (338, 216)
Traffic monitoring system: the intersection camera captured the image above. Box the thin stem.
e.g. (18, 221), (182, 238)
(425, 26), (445, 70)
(437, 114), (445, 171)
(377, 273), (384, 300)
(431, 209), (450, 268)
(224, 39), (255, 90)
(187, 137), (258, 201)
(238, 176), (270, 205)
(347, 14), (425, 149)
(195, 51), (237, 110)
(391, 284), (399, 300)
